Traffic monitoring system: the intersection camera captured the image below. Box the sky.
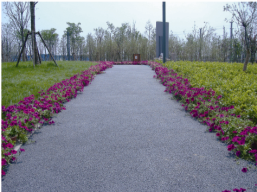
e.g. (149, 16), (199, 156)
(1, 0), (237, 40)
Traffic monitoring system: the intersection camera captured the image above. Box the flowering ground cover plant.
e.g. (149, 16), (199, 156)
(1, 61), (113, 176)
(149, 61), (257, 163)
(150, 60), (257, 192)
(162, 61), (257, 125)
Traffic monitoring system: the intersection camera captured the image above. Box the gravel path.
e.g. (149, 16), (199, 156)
(2, 65), (257, 192)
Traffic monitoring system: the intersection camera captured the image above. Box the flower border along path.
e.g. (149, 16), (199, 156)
(115, 61), (257, 166)
(147, 61), (257, 192)
(1, 62), (113, 176)
(114, 60), (256, 191)
(1, 60), (256, 191)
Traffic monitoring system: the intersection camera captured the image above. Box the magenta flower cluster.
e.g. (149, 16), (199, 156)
(1, 62), (113, 176)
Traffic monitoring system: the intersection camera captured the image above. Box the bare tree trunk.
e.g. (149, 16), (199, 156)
(30, 2), (39, 66)
(20, 11), (26, 62)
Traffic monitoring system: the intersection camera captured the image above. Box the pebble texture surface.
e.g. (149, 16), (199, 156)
(2, 65), (257, 192)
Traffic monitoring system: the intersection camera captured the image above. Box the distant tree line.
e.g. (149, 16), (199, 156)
(1, 2), (257, 67)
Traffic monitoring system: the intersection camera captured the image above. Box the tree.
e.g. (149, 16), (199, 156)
(76, 36), (85, 61)
(114, 23), (129, 61)
(250, 33), (257, 64)
(86, 33), (95, 61)
(59, 34), (67, 60)
(30, 2), (39, 65)
(224, 2), (257, 71)
(145, 20), (153, 60)
(3, 2), (30, 62)
(106, 22), (115, 61)
(249, 18), (257, 64)
(64, 22), (83, 60)
(41, 28), (58, 61)
(1, 23), (16, 62)
(94, 27), (105, 61)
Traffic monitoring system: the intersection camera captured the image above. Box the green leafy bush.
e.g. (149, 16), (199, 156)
(163, 61), (257, 124)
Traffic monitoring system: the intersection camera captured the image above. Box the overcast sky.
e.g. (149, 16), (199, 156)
(1, 0), (237, 40)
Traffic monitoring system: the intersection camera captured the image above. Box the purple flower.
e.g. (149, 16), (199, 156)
(222, 190), (231, 192)
(237, 137), (245, 145)
(240, 130), (248, 136)
(232, 136), (240, 142)
(237, 115), (241, 118)
(249, 150), (257, 153)
(4, 152), (11, 156)
(20, 148), (25, 152)
(2, 170), (6, 176)
(2, 158), (7, 166)
(233, 189), (246, 192)
(241, 168), (247, 173)
(11, 150), (17, 154)
(227, 144), (236, 151)
(6, 143), (14, 149)
(236, 151), (241, 157)
(232, 131), (237, 134)
(221, 136), (229, 141)
(216, 133), (220, 137)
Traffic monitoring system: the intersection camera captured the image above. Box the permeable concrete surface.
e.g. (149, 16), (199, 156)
(2, 65), (257, 192)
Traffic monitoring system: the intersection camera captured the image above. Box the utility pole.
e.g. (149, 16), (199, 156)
(163, 1), (166, 63)
(230, 21), (233, 62)
(199, 28), (202, 61)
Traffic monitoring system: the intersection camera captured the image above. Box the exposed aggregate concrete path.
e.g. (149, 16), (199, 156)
(2, 65), (257, 192)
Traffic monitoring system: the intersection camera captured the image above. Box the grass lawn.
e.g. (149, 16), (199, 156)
(1, 61), (98, 107)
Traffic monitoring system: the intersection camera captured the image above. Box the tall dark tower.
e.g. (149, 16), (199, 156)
(163, 1), (166, 63)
